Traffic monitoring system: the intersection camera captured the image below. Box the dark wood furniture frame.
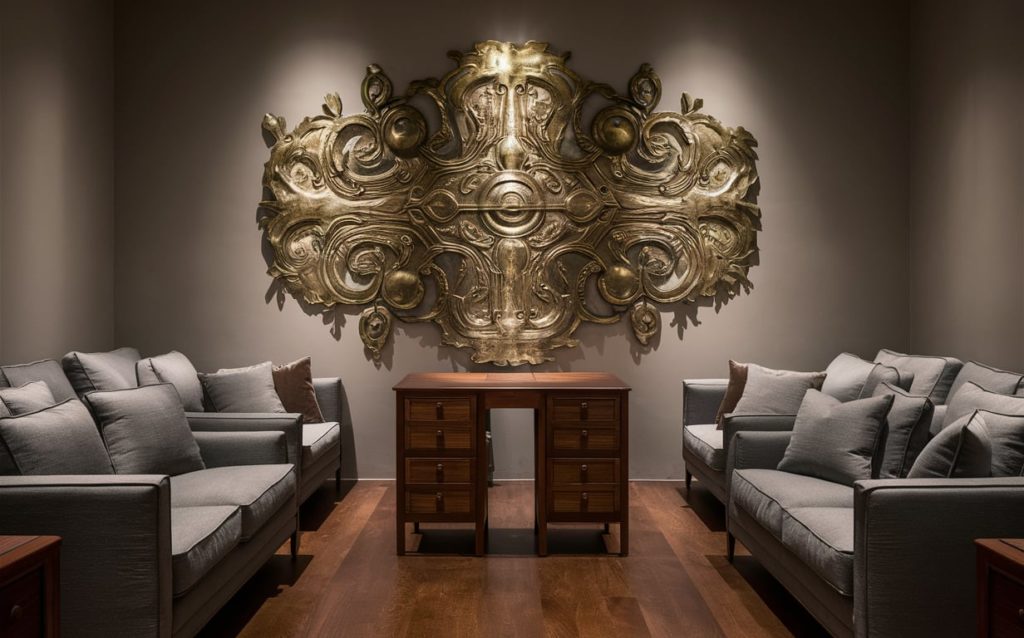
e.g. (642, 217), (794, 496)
(977, 538), (1024, 637)
(0, 535), (60, 638)
(394, 372), (629, 557)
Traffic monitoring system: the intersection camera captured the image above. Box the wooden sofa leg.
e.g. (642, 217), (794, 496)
(335, 468), (342, 494)
(685, 470), (692, 492)
(291, 531), (300, 560)
(726, 532), (736, 563)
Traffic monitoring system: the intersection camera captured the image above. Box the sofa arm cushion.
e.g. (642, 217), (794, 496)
(0, 475), (172, 636)
(313, 377), (343, 424)
(683, 379), (728, 427)
(193, 430), (288, 467)
(728, 430), (794, 474)
(854, 477), (1024, 638)
(186, 412), (302, 471)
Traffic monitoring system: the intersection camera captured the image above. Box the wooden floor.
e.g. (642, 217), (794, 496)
(199, 480), (828, 638)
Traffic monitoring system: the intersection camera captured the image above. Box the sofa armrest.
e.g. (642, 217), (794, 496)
(683, 379), (728, 427)
(854, 477), (1024, 638)
(727, 430), (793, 474)
(193, 430), (288, 467)
(313, 377), (343, 424)
(0, 475), (172, 637)
(722, 413), (797, 453)
(186, 412), (302, 472)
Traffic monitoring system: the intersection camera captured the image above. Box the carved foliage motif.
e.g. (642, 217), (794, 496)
(260, 41), (760, 365)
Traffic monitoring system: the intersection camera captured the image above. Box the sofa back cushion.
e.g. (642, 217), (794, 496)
(947, 361), (1023, 403)
(908, 412), (992, 478)
(0, 399), (113, 475)
(199, 361), (286, 413)
(62, 347), (142, 394)
(871, 382), (934, 478)
(732, 364), (826, 417)
(973, 410), (1024, 477)
(714, 360), (748, 429)
(860, 363), (913, 398)
(874, 349), (963, 404)
(272, 357), (323, 424)
(0, 359), (77, 402)
(83, 384), (205, 476)
(136, 351), (204, 412)
(778, 390), (894, 486)
(821, 353), (876, 402)
(943, 382), (1024, 432)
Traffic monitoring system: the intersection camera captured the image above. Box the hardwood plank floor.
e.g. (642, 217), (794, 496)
(199, 480), (827, 638)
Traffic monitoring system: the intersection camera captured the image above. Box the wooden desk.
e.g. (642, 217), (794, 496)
(977, 539), (1024, 637)
(0, 535), (60, 638)
(394, 372), (630, 557)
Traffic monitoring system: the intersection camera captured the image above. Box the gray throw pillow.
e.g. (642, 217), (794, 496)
(732, 364), (826, 416)
(136, 351), (204, 412)
(821, 353), (876, 402)
(871, 382), (933, 478)
(974, 410), (1024, 477)
(0, 399), (113, 475)
(908, 413), (991, 478)
(83, 384), (205, 476)
(778, 390), (894, 486)
(199, 361), (286, 413)
(62, 347), (142, 394)
(0, 359), (77, 402)
(947, 361), (1024, 404)
(874, 349), (963, 404)
(860, 364), (913, 398)
(0, 381), (57, 415)
(943, 382), (1024, 431)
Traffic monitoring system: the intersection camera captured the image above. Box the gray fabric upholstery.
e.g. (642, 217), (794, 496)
(781, 507), (854, 596)
(302, 421), (341, 466)
(974, 410), (1024, 477)
(186, 412), (302, 473)
(192, 431), (288, 468)
(170, 464), (295, 540)
(683, 379), (729, 428)
(722, 413), (799, 454)
(200, 362), (286, 413)
(682, 424), (725, 471)
(0, 359), (77, 402)
(84, 384), (205, 476)
(62, 347), (142, 394)
(778, 390), (893, 486)
(947, 361), (1023, 402)
(136, 351), (204, 412)
(730, 468), (853, 538)
(728, 431), (794, 474)
(874, 349), (962, 404)
(908, 413), (992, 478)
(313, 377), (344, 424)
(871, 382), (934, 478)
(170, 505), (241, 597)
(732, 364), (825, 416)
(0, 399), (113, 475)
(860, 363), (913, 397)
(930, 404), (948, 436)
(0, 380), (56, 414)
(0, 370), (7, 387)
(944, 381), (1024, 430)
(821, 353), (876, 402)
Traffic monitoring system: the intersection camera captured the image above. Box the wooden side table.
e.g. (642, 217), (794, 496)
(977, 538), (1024, 637)
(0, 536), (60, 638)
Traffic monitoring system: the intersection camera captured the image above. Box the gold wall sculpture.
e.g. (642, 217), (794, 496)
(260, 41), (760, 365)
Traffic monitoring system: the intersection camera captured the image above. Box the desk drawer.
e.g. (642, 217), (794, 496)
(406, 397), (473, 423)
(551, 459), (618, 485)
(406, 487), (474, 515)
(406, 423), (474, 452)
(0, 567), (42, 638)
(990, 569), (1024, 636)
(550, 396), (619, 424)
(406, 458), (473, 484)
(551, 488), (618, 514)
(551, 426), (618, 452)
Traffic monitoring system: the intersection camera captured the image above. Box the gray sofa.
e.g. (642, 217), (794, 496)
(0, 412), (301, 637)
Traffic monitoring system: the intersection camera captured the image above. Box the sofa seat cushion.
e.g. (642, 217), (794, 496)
(684, 424), (725, 471)
(302, 422), (341, 466)
(731, 469), (853, 538)
(780, 507), (854, 597)
(170, 465), (295, 540)
(171, 505), (241, 597)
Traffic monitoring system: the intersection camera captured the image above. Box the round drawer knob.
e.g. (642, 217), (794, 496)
(436, 463), (444, 471)
(436, 429), (443, 436)
(436, 492), (444, 501)
(1018, 607), (1024, 620)
(581, 464), (588, 472)
(436, 402), (443, 408)
(582, 492), (589, 501)
(10, 604), (23, 621)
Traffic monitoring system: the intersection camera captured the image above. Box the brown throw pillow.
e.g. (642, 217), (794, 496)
(715, 360), (748, 429)
(272, 357), (324, 424)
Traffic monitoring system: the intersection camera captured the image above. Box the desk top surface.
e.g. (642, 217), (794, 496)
(394, 372), (630, 391)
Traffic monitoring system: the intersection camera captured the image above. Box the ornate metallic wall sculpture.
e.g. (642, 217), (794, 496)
(260, 41), (760, 365)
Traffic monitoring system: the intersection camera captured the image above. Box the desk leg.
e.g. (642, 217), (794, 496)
(475, 395), (487, 557)
(397, 519), (405, 556)
(536, 405), (548, 557)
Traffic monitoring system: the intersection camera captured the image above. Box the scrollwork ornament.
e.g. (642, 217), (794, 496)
(260, 41), (760, 365)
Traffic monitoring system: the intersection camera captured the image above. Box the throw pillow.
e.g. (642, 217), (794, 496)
(943, 382), (1024, 430)
(871, 382), (933, 478)
(947, 361), (1024, 404)
(0, 399), (113, 475)
(83, 384), (205, 475)
(272, 357), (324, 424)
(973, 410), (1024, 477)
(874, 349), (963, 404)
(908, 412), (992, 478)
(136, 351), (205, 412)
(199, 361), (286, 413)
(62, 347), (142, 394)
(860, 363), (913, 397)
(821, 353), (877, 402)
(715, 360), (748, 429)
(731, 363), (826, 417)
(778, 390), (893, 486)
(0, 359), (77, 402)
(0, 381), (57, 416)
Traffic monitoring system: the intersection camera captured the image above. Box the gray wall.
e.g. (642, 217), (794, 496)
(909, 0), (1024, 371)
(113, 0), (912, 479)
(0, 0), (115, 362)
